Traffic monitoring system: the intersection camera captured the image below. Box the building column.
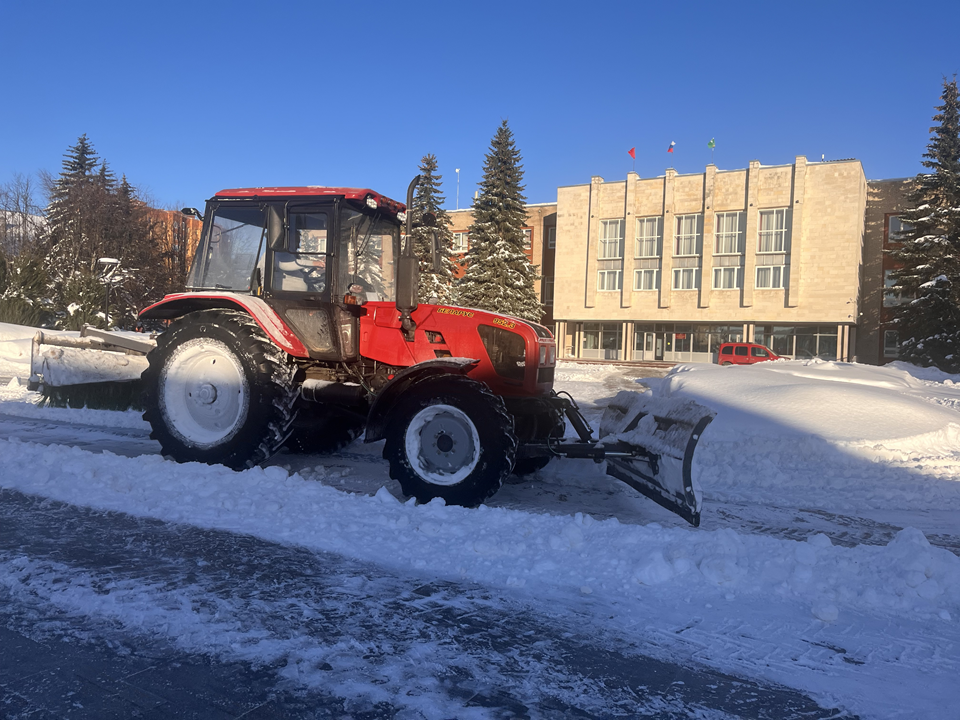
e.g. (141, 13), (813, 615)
(585, 177), (603, 309)
(624, 321), (634, 360)
(660, 169), (677, 309)
(622, 172), (639, 309)
(787, 156), (807, 308)
(700, 164), (717, 309)
(742, 160), (761, 308)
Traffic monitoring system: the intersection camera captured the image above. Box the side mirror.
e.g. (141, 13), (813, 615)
(267, 206), (285, 250)
(180, 207), (203, 221)
(418, 211), (437, 228)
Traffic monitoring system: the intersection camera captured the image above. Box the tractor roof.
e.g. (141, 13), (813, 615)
(212, 187), (405, 214)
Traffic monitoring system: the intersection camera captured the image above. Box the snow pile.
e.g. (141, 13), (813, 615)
(640, 361), (960, 513)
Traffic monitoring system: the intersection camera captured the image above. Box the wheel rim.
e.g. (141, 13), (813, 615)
(160, 338), (248, 448)
(404, 403), (480, 486)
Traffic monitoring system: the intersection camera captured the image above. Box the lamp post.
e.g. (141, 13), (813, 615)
(455, 168), (460, 210)
(97, 257), (120, 328)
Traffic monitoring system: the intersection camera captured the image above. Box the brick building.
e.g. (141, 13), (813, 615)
(444, 157), (913, 365)
(859, 178), (913, 365)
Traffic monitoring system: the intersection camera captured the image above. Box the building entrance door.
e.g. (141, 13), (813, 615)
(655, 336), (664, 361)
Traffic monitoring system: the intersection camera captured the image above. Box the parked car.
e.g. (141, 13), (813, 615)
(716, 342), (782, 366)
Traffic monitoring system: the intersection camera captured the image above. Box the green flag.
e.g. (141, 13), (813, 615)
(707, 138), (716, 149)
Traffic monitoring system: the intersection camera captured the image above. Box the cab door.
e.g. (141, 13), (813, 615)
(264, 202), (350, 361)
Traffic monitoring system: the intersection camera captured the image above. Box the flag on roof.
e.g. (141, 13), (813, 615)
(667, 141), (676, 153)
(628, 147), (636, 159)
(708, 138), (716, 149)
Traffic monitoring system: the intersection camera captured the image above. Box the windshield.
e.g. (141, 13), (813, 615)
(338, 208), (399, 302)
(187, 205), (265, 291)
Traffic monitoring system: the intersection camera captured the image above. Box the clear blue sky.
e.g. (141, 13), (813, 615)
(2, 0), (958, 211)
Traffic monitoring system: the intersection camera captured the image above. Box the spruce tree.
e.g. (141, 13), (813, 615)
(891, 77), (960, 371)
(457, 120), (541, 321)
(411, 154), (455, 304)
(43, 136), (167, 328)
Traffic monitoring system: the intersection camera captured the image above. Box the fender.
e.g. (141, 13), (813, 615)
(363, 357), (480, 443)
(139, 292), (310, 358)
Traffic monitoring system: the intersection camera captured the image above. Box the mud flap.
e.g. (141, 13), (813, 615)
(600, 391), (715, 526)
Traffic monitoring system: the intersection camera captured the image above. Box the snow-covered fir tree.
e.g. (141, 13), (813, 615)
(44, 136), (167, 329)
(457, 121), (541, 321)
(891, 77), (960, 371)
(411, 154), (455, 304)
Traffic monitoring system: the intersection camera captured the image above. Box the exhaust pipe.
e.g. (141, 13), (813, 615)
(396, 175), (421, 342)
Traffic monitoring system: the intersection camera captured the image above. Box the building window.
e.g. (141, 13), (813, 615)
(598, 269), (622, 291)
(452, 232), (468, 253)
(521, 228), (532, 249)
(542, 277), (554, 305)
(758, 209), (789, 252)
(582, 322), (623, 360)
(634, 268), (660, 291)
(712, 266), (742, 289)
(756, 265), (787, 289)
(883, 269), (906, 306)
(887, 216), (914, 244)
(672, 267), (699, 290)
(674, 214), (701, 256)
(547, 226), (556, 249)
(599, 219), (624, 259)
(635, 217), (662, 257)
(715, 212), (744, 254)
(884, 330), (900, 358)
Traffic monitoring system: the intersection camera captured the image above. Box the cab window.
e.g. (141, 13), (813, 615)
(273, 212), (329, 294)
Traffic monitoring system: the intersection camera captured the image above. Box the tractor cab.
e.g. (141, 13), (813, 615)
(183, 187), (408, 362)
(187, 187), (404, 304)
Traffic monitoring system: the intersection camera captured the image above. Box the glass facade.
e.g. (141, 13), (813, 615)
(754, 325), (839, 360)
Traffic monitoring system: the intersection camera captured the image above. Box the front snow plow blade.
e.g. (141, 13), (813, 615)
(600, 391), (715, 527)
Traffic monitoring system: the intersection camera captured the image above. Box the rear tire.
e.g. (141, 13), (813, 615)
(384, 375), (516, 507)
(142, 309), (298, 470)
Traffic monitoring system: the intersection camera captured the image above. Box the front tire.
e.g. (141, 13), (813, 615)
(384, 376), (516, 507)
(142, 309), (298, 470)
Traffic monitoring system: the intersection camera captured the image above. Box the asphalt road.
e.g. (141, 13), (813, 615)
(0, 489), (851, 719)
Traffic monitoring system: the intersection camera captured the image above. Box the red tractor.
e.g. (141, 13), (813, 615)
(135, 178), (713, 525)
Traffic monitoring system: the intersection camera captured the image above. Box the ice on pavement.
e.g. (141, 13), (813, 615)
(1, 343), (960, 718)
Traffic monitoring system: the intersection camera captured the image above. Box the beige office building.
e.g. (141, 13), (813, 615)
(551, 157), (869, 362)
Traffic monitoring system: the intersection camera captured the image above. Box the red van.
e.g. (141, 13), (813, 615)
(716, 342), (782, 365)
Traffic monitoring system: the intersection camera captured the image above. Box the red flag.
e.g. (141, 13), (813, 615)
(667, 141), (676, 153)
(628, 147), (636, 159)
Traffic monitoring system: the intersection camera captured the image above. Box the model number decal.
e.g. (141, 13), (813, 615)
(492, 317), (516, 329)
(437, 307), (474, 318)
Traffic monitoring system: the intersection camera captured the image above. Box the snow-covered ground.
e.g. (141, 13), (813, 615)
(1, 325), (959, 718)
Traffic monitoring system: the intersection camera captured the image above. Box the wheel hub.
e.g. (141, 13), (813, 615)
(160, 338), (248, 448)
(405, 404), (480, 486)
(196, 383), (218, 405)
